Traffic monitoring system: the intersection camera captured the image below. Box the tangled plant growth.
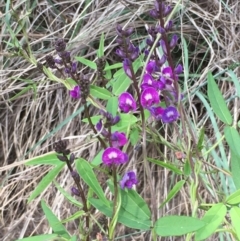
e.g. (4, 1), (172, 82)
(2, 0), (240, 240)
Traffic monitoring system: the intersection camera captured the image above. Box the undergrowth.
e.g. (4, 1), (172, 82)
(1, 0), (240, 241)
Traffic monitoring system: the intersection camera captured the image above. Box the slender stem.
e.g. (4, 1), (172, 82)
(64, 155), (90, 241)
(84, 103), (107, 149)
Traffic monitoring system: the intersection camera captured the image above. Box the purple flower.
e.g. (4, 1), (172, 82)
(70, 86), (80, 99)
(140, 87), (160, 108)
(71, 187), (80, 196)
(146, 60), (157, 74)
(169, 34), (179, 49)
(123, 59), (133, 78)
(161, 106), (179, 123)
(157, 76), (167, 90)
(111, 131), (128, 147)
(118, 92), (137, 113)
(141, 73), (158, 90)
(149, 106), (164, 120)
(120, 171), (138, 189)
(96, 120), (109, 137)
(102, 147), (128, 166)
(174, 64), (183, 75)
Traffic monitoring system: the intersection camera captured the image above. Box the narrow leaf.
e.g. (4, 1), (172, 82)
(89, 198), (151, 230)
(15, 234), (59, 241)
(230, 150), (240, 189)
(61, 210), (85, 223)
(53, 180), (82, 207)
(75, 56), (97, 70)
(154, 216), (205, 236)
(26, 152), (63, 166)
(41, 200), (70, 239)
(224, 126), (240, 157)
(75, 158), (109, 206)
(148, 158), (183, 175)
(195, 203), (227, 240)
(106, 96), (118, 116)
(207, 72), (232, 125)
(28, 163), (65, 203)
(230, 206), (240, 239)
(159, 180), (185, 208)
(97, 33), (105, 58)
(90, 85), (112, 100)
(226, 189), (240, 205)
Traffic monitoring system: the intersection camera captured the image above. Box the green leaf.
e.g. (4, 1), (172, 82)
(111, 113), (138, 132)
(226, 189), (240, 205)
(89, 198), (151, 230)
(112, 73), (131, 96)
(230, 206), (240, 239)
(159, 180), (185, 208)
(90, 85), (112, 100)
(53, 180), (82, 208)
(25, 152), (63, 166)
(75, 56), (97, 70)
(104, 63), (122, 71)
(230, 150), (240, 190)
(104, 61), (112, 79)
(82, 115), (101, 125)
(154, 216), (205, 236)
(91, 150), (104, 166)
(28, 163), (65, 203)
(224, 126), (240, 157)
(197, 128), (205, 151)
(148, 158), (183, 175)
(41, 200), (70, 239)
(97, 33), (105, 58)
(61, 210), (85, 223)
(15, 234), (59, 241)
(207, 72), (232, 125)
(75, 158), (109, 206)
(184, 160), (191, 176)
(106, 96), (118, 116)
(130, 127), (139, 146)
(121, 189), (151, 220)
(195, 203), (227, 240)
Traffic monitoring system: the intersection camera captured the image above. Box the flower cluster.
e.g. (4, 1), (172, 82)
(97, 111), (137, 189)
(116, 0), (182, 123)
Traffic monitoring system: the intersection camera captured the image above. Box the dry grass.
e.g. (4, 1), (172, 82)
(1, 0), (240, 240)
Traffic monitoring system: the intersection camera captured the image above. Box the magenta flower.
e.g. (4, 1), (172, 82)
(141, 73), (158, 90)
(174, 64), (183, 75)
(102, 147), (128, 166)
(149, 106), (164, 120)
(70, 86), (80, 99)
(146, 60), (157, 74)
(120, 171), (138, 189)
(118, 92), (137, 113)
(140, 87), (160, 108)
(111, 131), (128, 147)
(162, 106), (179, 123)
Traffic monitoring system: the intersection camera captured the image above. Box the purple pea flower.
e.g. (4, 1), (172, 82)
(162, 106), (179, 123)
(140, 87), (160, 108)
(123, 59), (133, 78)
(102, 147), (128, 166)
(146, 60), (157, 74)
(174, 64), (183, 75)
(96, 119), (109, 137)
(120, 171), (138, 189)
(149, 106), (164, 120)
(111, 131), (128, 147)
(169, 34), (179, 49)
(141, 73), (158, 90)
(70, 86), (80, 99)
(118, 92), (137, 113)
